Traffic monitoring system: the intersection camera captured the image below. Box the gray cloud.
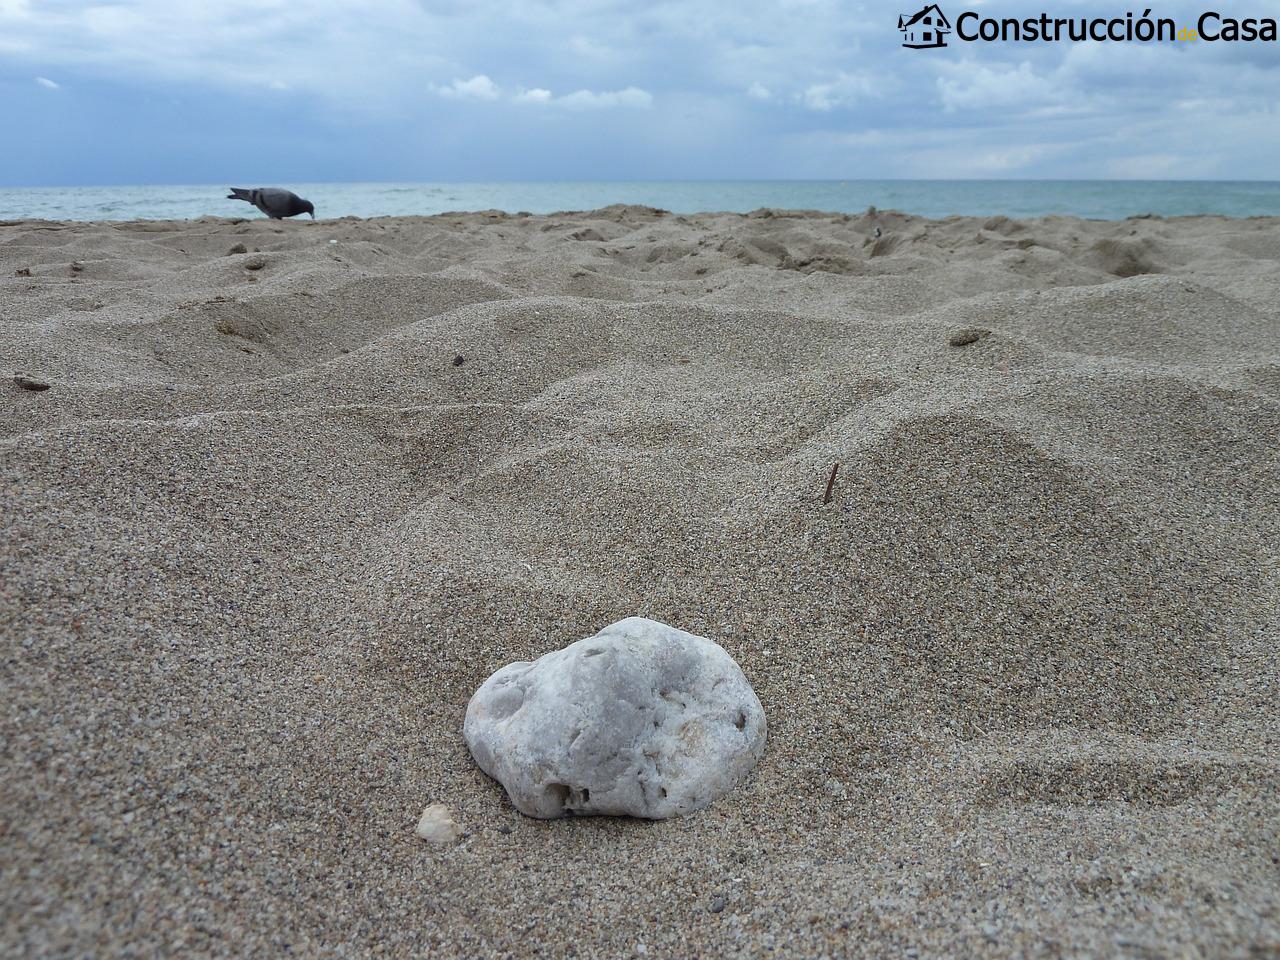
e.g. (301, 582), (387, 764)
(1, 0), (1276, 179)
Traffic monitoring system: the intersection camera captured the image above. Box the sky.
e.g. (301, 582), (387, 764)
(1, 0), (1278, 185)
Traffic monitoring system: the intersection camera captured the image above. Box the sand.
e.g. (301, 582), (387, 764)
(1, 206), (1277, 958)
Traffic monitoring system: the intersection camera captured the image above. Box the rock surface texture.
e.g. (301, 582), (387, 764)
(464, 617), (766, 819)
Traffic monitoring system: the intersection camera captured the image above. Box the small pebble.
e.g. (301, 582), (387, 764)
(948, 328), (991, 347)
(226, 243), (248, 255)
(414, 804), (462, 843)
(452, 355), (465, 367)
(709, 895), (726, 913)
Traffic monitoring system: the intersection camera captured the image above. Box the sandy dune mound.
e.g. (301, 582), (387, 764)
(2, 209), (1278, 958)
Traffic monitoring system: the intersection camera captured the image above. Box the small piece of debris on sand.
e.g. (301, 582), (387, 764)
(14, 374), (50, 391)
(948, 328), (991, 347)
(15, 267), (31, 277)
(226, 243), (248, 255)
(415, 804), (463, 843)
(823, 463), (840, 504)
(452, 355), (466, 367)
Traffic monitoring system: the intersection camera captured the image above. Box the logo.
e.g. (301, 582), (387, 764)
(899, 4), (952, 48)
(897, 8), (1277, 48)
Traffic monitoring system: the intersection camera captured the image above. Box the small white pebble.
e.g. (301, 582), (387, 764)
(415, 804), (462, 843)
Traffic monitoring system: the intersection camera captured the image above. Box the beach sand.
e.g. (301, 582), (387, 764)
(2, 207), (1277, 957)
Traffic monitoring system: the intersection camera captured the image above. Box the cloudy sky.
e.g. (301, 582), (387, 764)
(2, 0), (1277, 185)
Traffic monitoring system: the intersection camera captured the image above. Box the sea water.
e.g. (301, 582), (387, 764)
(2, 180), (1279, 221)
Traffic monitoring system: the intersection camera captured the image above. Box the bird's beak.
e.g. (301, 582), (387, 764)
(310, 212), (316, 220)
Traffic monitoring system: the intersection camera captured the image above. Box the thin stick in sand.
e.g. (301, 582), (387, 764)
(823, 463), (839, 504)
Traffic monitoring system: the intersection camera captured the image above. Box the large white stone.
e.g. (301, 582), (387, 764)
(464, 617), (766, 819)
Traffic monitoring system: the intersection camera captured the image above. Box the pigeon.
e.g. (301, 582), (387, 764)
(226, 187), (315, 220)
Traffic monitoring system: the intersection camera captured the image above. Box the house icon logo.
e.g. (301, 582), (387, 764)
(899, 4), (952, 48)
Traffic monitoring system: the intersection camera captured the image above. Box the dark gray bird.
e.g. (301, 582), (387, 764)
(226, 187), (315, 220)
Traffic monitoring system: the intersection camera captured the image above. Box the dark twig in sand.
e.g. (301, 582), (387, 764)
(14, 374), (50, 392)
(823, 463), (839, 504)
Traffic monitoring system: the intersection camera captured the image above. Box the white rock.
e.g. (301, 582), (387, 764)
(464, 617), (766, 819)
(415, 803), (462, 843)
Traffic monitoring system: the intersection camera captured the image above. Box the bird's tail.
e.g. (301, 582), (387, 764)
(227, 187), (254, 202)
